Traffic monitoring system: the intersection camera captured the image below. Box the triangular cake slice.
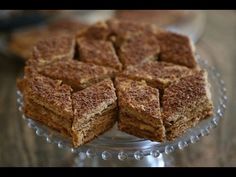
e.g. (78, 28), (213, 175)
(72, 79), (117, 147)
(77, 37), (122, 70)
(162, 70), (213, 140)
(120, 60), (193, 89)
(156, 30), (197, 68)
(27, 34), (75, 68)
(115, 77), (165, 142)
(36, 59), (117, 91)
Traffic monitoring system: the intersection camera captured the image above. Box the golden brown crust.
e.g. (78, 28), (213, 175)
(156, 31), (197, 68)
(28, 35), (75, 68)
(38, 60), (117, 91)
(120, 60), (193, 89)
(77, 38), (122, 70)
(19, 72), (73, 119)
(24, 97), (72, 137)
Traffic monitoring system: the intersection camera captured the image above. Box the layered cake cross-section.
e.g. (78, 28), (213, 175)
(71, 79), (117, 147)
(115, 77), (165, 142)
(17, 71), (73, 136)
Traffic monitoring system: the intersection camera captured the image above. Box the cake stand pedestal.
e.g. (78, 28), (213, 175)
(17, 55), (227, 167)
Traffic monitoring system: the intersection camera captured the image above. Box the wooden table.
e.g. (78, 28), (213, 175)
(0, 11), (235, 167)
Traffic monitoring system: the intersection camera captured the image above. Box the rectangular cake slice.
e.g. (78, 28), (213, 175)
(18, 71), (73, 120)
(156, 30), (197, 68)
(77, 38), (122, 70)
(117, 34), (160, 68)
(120, 60), (193, 90)
(71, 79), (117, 147)
(162, 70), (213, 140)
(35, 59), (117, 91)
(115, 77), (165, 142)
(27, 35), (75, 68)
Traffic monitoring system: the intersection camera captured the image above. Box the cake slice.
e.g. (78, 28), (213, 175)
(77, 21), (111, 40)
(77, 38), (122, 70)
(115, 77), (165, 142)
(120, 60), (193, 89)
(156, 30), (197, 68)
(17, 71), (73, 120)
(17, 72), (73, 136)
(162, 70), (213, 140)
(71, 79), (117, 147)
(27, 35), (75, 68)
(117, 33), (160, 68)
(35, 59), (116, 91)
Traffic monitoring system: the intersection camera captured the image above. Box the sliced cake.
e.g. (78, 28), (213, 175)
(71, 79), (117, 147)
(115, 77), (165, 142)
(77, 21), (111, 40)
(117, 33), (160, 68)
(27, 35), (75, 68)
(162, 70), (213, 140)
(120, 60), (193, 89)
(156, 30), (197, 68)
(77, 37), (122, 70)
(17, 72), (73, 136)
(35, 59), (116, 91)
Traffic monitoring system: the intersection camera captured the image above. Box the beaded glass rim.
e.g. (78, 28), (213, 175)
(17, 54), (227, 161)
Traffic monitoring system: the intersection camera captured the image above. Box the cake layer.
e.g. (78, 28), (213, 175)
(77, 38), (122, 70)
(121, 60), (193, 89)
(24, 97), (72, 137)
(119, 112), (165, 141)
(37, 60), (116, 91)
(72, 108), (117, 147)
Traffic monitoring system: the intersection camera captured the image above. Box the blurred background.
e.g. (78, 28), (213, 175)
(0, 10), (235, 167)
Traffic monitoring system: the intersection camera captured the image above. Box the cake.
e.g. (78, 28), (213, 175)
(35, 59), (117, 91)
(71, 79), (117, 147)
(115, 77), (165, 142)
(117, 33), (160, 68)
(120, 60), (193, 89)
(9, 19), (86, 60)
(162, 70), (213, 140)
(27, 35), (75, 68)
(77, 37), (122, 70)
(17, 71), (73, 136)
(17, 19), (214, 147)
(156, 30), (197, 68)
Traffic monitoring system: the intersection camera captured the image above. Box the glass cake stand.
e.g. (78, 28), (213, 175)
(16, 55), (227, 167)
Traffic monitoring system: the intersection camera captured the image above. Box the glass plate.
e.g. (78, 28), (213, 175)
(16, 55), (227, 161)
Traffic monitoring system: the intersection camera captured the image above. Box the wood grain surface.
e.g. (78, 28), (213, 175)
(0, 11), (235, 167)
